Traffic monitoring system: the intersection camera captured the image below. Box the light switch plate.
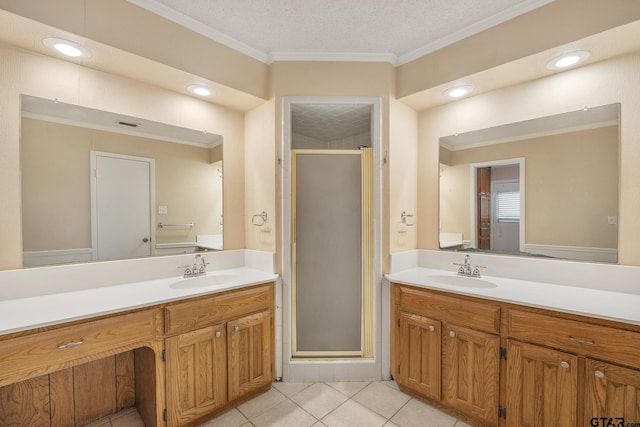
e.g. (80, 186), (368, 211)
(158, 205), (168, 215)
(608, 215), (617, 225)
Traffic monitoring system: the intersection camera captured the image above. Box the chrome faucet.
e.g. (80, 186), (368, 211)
(184, 254), (208, 278)
(454, 254), (484, 278)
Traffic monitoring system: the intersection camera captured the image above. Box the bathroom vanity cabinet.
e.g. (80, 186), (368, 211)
(164, 284), (274, 426)
(0, 282), (275, 427)
(391, 283), (640, 427)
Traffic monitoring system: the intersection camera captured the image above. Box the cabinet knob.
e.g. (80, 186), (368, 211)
(234, 326), (240, 332)
(595, 370), (605, 379)
(429, 325), (435, 332)
(215, 331), (221, 338)
(449, 330), (455, 337)
(560, 361), (570, 369)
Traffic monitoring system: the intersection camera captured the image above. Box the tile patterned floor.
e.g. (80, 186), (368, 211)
(95, 381), (471, 427)
(201, 381), (470, 427)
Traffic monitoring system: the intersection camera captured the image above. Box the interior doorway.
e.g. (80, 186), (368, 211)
(470, 158), (525, 252)
(282, 97), (381, 379)
(90, 151), (155, 261)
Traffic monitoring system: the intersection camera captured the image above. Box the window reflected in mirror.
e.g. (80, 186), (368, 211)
(439, 103), (619, 263)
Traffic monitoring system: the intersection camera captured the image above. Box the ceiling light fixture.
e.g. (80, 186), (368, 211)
(444, 85), (473, 99)
(187, 84), (215, 97)
(546, 50), (591, 70)
(42, 37), (92, 58)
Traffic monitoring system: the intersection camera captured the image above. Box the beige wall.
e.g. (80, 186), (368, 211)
(268, 61), (398, 272)
(244, 99), (277, 254)
(0, 0), (269, 100)
(439, 126), (618, 248)
(21, 119), (224, 251)
(0, 43), (246, 270)
(397, 0), (640, 98)
(389, 98), (418, 253)
(418, 51), (640, 265)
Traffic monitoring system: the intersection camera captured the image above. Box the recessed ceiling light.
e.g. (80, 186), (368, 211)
(42, 37), (92, 58)
(187, 84), (215, 97)
(444, 85), (473, 99)
(546, 50), (591, 70)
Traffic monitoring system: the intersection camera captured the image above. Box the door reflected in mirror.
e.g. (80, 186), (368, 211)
(20, 95), (223, 267)
(439, 103), (619, 263)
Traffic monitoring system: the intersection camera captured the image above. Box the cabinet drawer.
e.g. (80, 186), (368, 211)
(0, 309), (160, 387)
(165, 283), (274, 335)
(506, 309), (640, 368)
(396, 284), (500, 334)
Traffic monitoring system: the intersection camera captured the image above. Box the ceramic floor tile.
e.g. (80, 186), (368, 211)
(312, 421), (328, 426)
(290, 382), (349, 419)
(198, 408), (249, 427)
(454, 421), (473, 427)
(109, 409), (144, 427)
(390, 398), (458, 427)
(352, 381), (411, 419)
(250, 399), (317, 427)
(325, 381), (370, 397)
(380, 380), (400, 391)
(84, 418), (111, 427)
(272, 381), (314, 397)
(384, 421), (400, 427)
(237, 387), (287, 420)
(321, 399), (387, 427)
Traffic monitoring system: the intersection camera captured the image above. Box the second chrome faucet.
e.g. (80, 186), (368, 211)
(183, 254), (208, 278)
(454, 254), (484, 278)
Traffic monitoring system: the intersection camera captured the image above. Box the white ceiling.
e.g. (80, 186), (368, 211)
(127, 0), (553, 65)
(292, 104), (372, 142)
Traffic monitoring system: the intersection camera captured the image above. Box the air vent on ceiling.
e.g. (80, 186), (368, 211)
(116, 120), (140, 128)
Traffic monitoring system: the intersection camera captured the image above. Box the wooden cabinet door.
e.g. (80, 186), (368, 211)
(396, 312), (441, 400)
(228, 310), (273, 401)
(166, 324), (227, 427)
(506, 340), (578, 427)
(585, 358), (640, 424)
(442, 323), (499, 425)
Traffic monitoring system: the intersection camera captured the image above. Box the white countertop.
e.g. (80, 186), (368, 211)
(0, 267), (277, 336)
(386, 267), (640, 326)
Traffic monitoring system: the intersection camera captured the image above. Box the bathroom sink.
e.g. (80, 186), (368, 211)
(424, 275), (497, 289)
(170, 274), (238, 289)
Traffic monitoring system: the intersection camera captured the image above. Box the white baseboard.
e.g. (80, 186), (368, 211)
(23, 248), (93, 267)
(524, 244), (618, 263)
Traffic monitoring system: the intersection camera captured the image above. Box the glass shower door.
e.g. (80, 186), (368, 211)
(291, 149), (373, 358)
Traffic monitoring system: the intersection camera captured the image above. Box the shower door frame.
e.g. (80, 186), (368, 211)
(281, 96), (382, 375)
(290, 148), (374, 358)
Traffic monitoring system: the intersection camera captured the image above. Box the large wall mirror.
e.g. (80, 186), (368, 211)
(21, 95), (223, 267)
(439, 103), (619, 263)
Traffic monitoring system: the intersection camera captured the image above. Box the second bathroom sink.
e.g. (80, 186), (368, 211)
(170, 274), (238, 289)
(424, 274), (497, 289)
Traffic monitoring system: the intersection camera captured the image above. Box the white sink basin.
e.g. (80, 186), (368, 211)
(425, 275), (497, 289)
(170, 274), (238, 289)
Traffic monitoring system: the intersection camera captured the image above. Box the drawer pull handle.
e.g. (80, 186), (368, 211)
(234, 326), (240, 332)
(429, 325), (435, 332)
(57, 340), (84, 349)
(215, 331), (221, 338)
(560, 361), (570, 369)
(449, 330), (455, 337)
(569, 337), (595, 345)
(595, 370), (605, 379)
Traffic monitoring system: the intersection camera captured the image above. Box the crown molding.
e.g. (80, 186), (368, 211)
(127, 0), (270, 63)
(268, 51), (398, 65)
(129, 0), (553, 67)
(397, 0), (555, 65)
